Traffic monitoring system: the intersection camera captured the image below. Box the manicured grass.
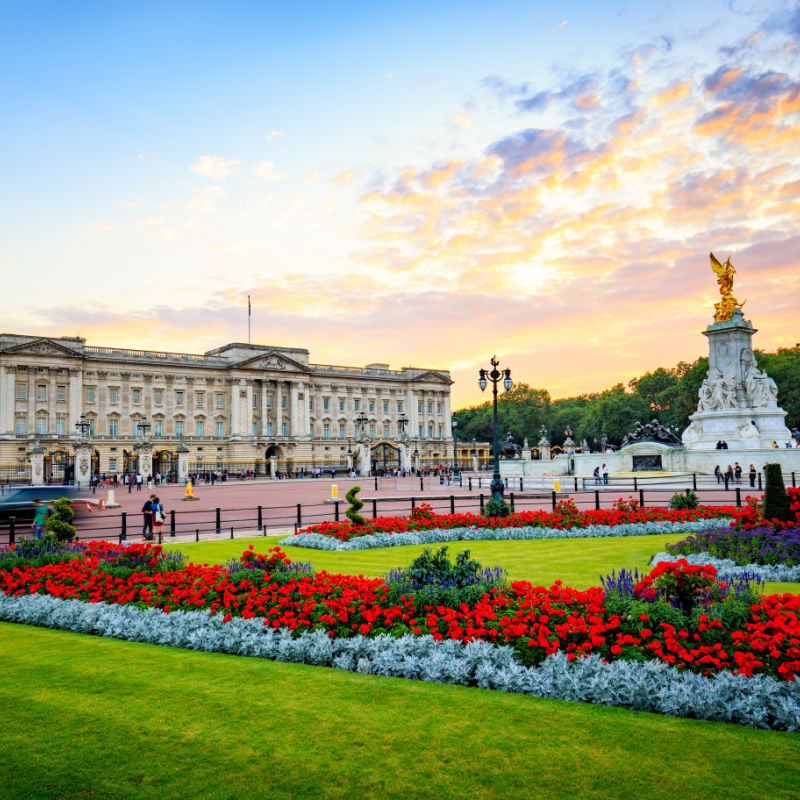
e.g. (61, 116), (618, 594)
(162, 534), (799, 595)
(2, 623), (799, 800)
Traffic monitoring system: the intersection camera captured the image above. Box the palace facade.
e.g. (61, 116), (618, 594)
(0, 334), (453, 481)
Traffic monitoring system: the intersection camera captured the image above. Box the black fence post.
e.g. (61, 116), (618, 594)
(692, 473), (697, 491)
(170, 509), (176, 537)
(519, 478), (523, 491)
(758, 472), (763, 491)
(296, 503), (302, 528)
(504, 477), (509, 489)
(736, 487), (742, 507)
(9, 515), (15, 545)
(215, 507), (221, 534)
(509, 492), (515, 513)
(230, 527), (234, 540)
(411, 497), (416, 513)
(594, 491), (600, 511)
(450, 495), (455, 514)
(374, 476), (378, 491)
(574, 477), (578, 492)
(633, 477), (638, 492)
(793, 472), (797, 488)
(195, 528), (199, 542)
(257, 505), (263, 531)
(334, 501), (340, 522)
(468, 477), (472, 491)
(121, 511), (127, 541)
(372, 499), (377, 519)
(420, 476), (424, 491)
(724, 475), (730, 491)
(479, 494), (484, 513)
(639, 489), (645, 508)
(551, 490), (557, 511)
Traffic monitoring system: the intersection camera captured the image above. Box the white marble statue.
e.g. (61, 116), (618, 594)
(741, 350), (778, 408)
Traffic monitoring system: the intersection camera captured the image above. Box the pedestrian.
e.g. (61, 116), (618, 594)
(151, 496), (165, 539)
(142, 494), (155, 539)
(725, 464), (734, 484)
(602, 464), (608, 485)
(593, 466), (601, 485)
(32, 499), (51, 539)
(734, 463), (742, 484)
(714, 465), (722, 484)
(136, 473), (143, 491)
(749, 464), (757, 488)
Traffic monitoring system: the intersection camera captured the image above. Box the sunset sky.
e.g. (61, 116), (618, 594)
(2, 1), (799, 409)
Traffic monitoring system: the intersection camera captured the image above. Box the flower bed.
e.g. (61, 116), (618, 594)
(3, 538), (800, 728)
(294, 500), (739, 543)
(666, 525), (800, 567)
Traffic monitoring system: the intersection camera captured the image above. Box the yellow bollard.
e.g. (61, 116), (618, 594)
(553, 479), (560, 493)
(331, 484), (338, 500)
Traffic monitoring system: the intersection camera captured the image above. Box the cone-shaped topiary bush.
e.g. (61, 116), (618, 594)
(763, 462), (793, 523)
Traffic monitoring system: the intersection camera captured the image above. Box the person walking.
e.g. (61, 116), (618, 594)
(32, 499), (51, 539)
(714, 465), (722, 484)
(142, 494), (155, 540)
(725, 465), (734, 485)
(734, 463), (742, 484)
(602, 464), (608, 485)
(749, 464), (757, 488)
(151, 496), (165, 539)
(593, 466), (601, 485)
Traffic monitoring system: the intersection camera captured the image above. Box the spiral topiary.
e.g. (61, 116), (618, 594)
(345, 485), (366, 526)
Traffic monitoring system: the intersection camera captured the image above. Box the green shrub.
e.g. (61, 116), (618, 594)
(482, 498), (510, 518)
(669, 491), (699, 510)
(345, 485), (366, 526)
(46, 498), (76, 543)
(762, 463), (792, 523)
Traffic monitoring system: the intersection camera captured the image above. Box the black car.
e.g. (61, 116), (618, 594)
(0, 486), (80, 528)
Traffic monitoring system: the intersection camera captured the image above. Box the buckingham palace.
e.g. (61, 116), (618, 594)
(0, 334), (453, 483)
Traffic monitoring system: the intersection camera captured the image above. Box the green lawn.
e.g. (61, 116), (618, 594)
(162, 533), (800, 595)
(2, 623), (799, 800)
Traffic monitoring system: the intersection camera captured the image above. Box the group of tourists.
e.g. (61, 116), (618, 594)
(591, 464), (610, 485)
(714, 463), (758, 487)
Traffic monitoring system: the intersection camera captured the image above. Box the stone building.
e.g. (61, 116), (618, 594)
(0, 334), (453, 483)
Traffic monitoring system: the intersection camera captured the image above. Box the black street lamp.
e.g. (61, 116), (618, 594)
(355, 411), (369, 439)
(75, 413), (91, 444)
(397, 412), (408, 439)
(413, 439), (420, 473)
(346, 436), (352, 456)
(138, 415), (152, 443)
(478, 355), (512, 504)
(451, 417), (459, 474)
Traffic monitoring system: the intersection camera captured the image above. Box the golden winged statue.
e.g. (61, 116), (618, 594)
(709, 252), (744, 322)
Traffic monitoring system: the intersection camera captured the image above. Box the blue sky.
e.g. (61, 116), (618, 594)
(2, 0), (799, 407)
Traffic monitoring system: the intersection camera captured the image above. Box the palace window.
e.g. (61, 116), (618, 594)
(109, 419), (118, 436)
(267, 422), (273, 437)
(383, 400), (389, 413)
(281, 422), (287, 436)
(56, 417), (65, 435)
(132, 420), (140, 436)
(109, 458), (117, 472)
(217, 421), (224, 437)
(36, 416), (46, 434)
(196, 392), (204, 408)
(383, 423), (390, 437)
(428, 424), (434, 439)
(417, 400), (422, 414)
(154, 420), (163, 437)
(427, 402), (433, 414)
(109, 388), (119, 404)
(85, 387), (95, 403)
(369, 423), (375, 438)
(339, 398), (345, 412)
(154, 390), (163, 406)
(36, 385), (47, 402)
(16, 384), (26, 401)
(267, 395), (273, 409)
(323, 423), (330, 439)
(176, 420), (184, 437)
(437, 402), (443, 414)
(196, 420), (204, 436)
(369, 400), (375, 412)
(57, 385), (66, 402)
(216, 393), (224, 409)
(339, 423), (346, 438)
(15, 417), (25, 435)
(281, 396), (287, 410)
(354, 399), (360, 412)
(132, 389), (141, 405)
(323, 398), (329, 412)
(397, 400), (403, 413)
(252, 393), (257, 408)
(252, 421), (258, 436)
(309, 398), (313, 411)
(176, 391), (184, 406)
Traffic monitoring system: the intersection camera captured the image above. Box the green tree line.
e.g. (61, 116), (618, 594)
(454, 347), (800, 450)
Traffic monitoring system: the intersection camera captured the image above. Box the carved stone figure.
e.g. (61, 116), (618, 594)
(741, 350), (778, 408)
(499, 434), (522, 459)
(622, 418), (682, 447)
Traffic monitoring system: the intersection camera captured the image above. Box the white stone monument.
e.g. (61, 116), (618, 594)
(682, 254), (792, 450)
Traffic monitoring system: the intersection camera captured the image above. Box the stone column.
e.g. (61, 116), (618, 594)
(68, 369), (82, 429)
(245, 381), (254, 437)
(261, 381), (269, 435)
(176, 440), (190, 483)
(74, 443), (92, 488)
(229, 379), (239, 437)
(27, 371), (35, 430)
(275, 382), (283, 436)
(1, 366), (13, 433)
(48, 370), (57, 434)
(443, 393), (452, 438)
(290, 382), (300, 436)
(30, 442), (45, 484)
(136, 442), (153, 481)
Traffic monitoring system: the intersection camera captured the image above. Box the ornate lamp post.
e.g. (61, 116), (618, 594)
(451, 417), (459, 474)
(478, 355), (512, 504)
(355, 411), (369, 439)
(413, 439), (420, 473)
(75, 413), (91, 444)
(397, 412), (408, 439)
(137, 415), (152, 443)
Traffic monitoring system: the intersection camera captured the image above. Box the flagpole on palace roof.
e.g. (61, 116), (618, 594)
(248, 295), (251, 344)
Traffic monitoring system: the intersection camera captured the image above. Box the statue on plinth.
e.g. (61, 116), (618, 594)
(710, 252), (745, 322)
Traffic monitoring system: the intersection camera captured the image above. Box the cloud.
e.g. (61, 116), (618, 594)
(252, 161), (285, 181)
(266, 130), (283, 140)
(190, 155), (240, 180)
(186, 185), (226, 214)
